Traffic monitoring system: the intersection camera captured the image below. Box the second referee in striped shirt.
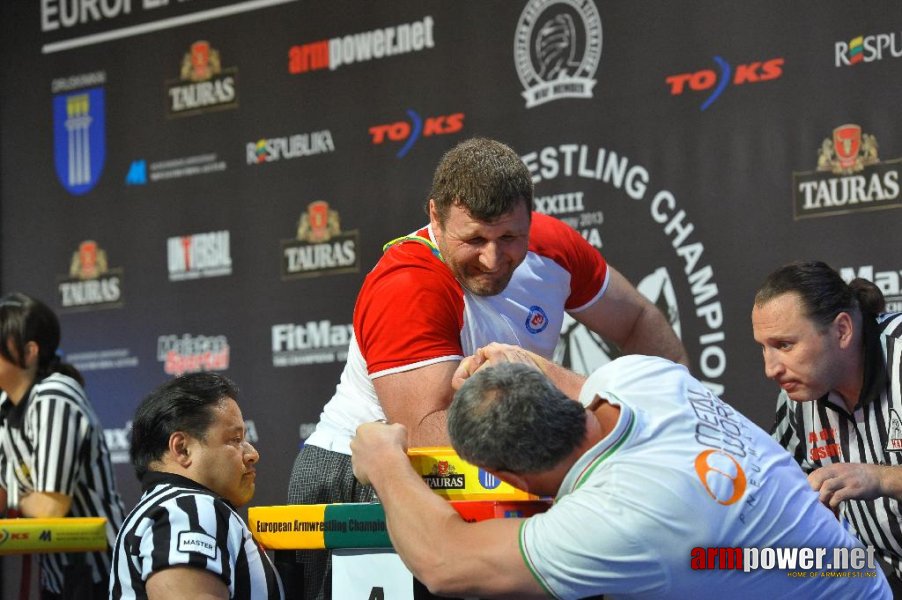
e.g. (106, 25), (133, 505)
(110, 372), (284, 599)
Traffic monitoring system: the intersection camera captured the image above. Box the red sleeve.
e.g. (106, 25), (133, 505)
(354, 240), (465, 375)
(528, 212), (608, 310)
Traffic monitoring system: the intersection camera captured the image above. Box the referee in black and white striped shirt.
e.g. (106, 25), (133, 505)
(110, 371), (283, 599)
(0, 293), (125, 598)
(752, 261), (902, 595)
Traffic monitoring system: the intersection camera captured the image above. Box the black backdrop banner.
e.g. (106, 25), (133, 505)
(2, 0), (901, 510)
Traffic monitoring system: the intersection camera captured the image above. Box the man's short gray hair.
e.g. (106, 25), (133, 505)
(449, 363), (586, 474)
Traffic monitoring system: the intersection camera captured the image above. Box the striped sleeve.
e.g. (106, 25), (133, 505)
(27, 383), (90, 495)
(770, 392), (811, 472)
(138, 493), (239, 587)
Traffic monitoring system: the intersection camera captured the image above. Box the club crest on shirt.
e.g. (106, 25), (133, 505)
(178, 531), (218, 559)
(887, 408), (902, 452)
(525, 305), (549, 334)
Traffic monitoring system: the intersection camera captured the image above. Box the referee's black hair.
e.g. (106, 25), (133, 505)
(0, 292), (84, 386)
(130, 372), (239, 479)
(755, 260), (886, 329)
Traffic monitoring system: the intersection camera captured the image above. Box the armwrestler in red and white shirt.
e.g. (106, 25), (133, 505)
(305, 204), (688, 451)
(287, 137), (687, 600)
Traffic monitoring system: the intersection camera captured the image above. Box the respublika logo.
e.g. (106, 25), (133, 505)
(57, 240), (123, 311)
(52, 71), (106, 195)
(514, 0), (602, 108)
(281, 201), (359, 279)
(247, 130), (334, 165)
(835, 31), (902, 67)
(369, 110), (464, 158)
(839, 264), (902, 313)
(167, 230), (232, 281)
(289, 16), (435, 74)
(665, 56), (784, 111)
(792, 124), (901, 219)
(166, 41), (237, 117)
(271, 320), (353, 367)
(157, 334), (229, 376)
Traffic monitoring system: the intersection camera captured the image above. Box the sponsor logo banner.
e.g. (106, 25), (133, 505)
(281, 201), (359, 279)
(248, 130), (334, 165)
(665, 56), (784, 111)
(792, 125), (901, 219)
(839, 264), (902, 313)
(57, 240), (123, 311)
(272, 320), (352, 367)
(157, 334), (230, 375)
(289, 16), (435, 74)
(167, 230), (233, 281)
(166, 41), (237, 117)
(369, 110), (464, 158)
(126, 153), (226, 185)
(835, 31), (902, 67)
(514, 0), (601, 108)
(53, 72), (106, 195)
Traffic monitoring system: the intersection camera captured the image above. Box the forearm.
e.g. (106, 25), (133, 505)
(372, 452), (531, 597)
(523, 351), (586, 400)
(409, 410), (451, 446)
(18, 491), (71, 518)
(369, 450), (464, 579)
(621, 304), (689, 367)
(879, 465), (902, 500)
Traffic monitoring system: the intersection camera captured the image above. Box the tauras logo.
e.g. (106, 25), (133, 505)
(523, 142), (726, 394)
(423, 475), (465, 489)
(166, 41), (237, 117)
(58, 240), (123, 311)
(792, 125), (901, 219)
(281, 201), (359, 279)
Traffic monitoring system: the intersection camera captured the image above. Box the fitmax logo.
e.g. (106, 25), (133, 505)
(369, 109), (463, 158)
(665, 57), (783, 111)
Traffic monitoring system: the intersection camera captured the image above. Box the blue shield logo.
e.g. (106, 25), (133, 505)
(53, 87), (105, 195)
(478, 468), (501, 490)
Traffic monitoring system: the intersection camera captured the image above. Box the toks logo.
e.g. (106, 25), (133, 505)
(369, 110), (464, 158)
(665, 56), (783, 111)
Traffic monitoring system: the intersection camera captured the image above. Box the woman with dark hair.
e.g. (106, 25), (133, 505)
(0, 292), (125, 599)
